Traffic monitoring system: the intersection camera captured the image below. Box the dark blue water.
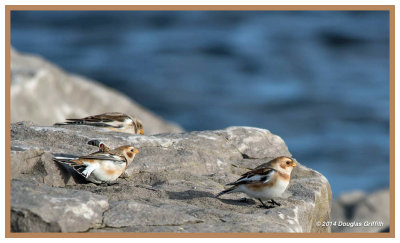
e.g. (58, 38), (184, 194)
(11, 11), (390, 197)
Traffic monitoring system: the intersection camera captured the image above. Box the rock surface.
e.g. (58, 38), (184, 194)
(10, 48), (183, 135)
(11, 179), (108, 232)
(10, 122), (332, 233)
(330, 189), (390, 232)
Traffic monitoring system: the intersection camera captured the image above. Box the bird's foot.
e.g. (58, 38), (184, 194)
(239, 198), (250, 203)
(257, 204), (276, 209)
(258, 198), (276, 209)
(268, 199), (281, 206)
(257, 198), (281, 209)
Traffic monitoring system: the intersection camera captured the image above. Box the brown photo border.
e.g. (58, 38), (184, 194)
(4, 4), (395, 238)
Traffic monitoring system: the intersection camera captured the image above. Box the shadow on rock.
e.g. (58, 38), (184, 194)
(166, 190), (215, 200)
(217, 198), (256, 207)
(55, 162), (88, 185)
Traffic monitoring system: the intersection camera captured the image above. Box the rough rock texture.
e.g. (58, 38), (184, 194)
(10, 48), (183, 135)
(11, 122), (332, 233)
(331, 189), (390, 232)
(11, 179), (109, 232)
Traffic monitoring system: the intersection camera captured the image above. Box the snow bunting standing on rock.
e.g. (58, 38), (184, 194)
(86, 140), (132, 179)
(216, 156), (296, 208)
(54, 145), (139, 184)
(54, 112), (144, 135)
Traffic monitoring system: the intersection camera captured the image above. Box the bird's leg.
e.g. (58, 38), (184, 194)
(258, 199), (267, 207)
(258, 199), (275, 209)
(268, 199), (281, 206)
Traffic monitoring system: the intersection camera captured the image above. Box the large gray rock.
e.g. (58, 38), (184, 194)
(331, 189), (389, 232)
(11, 122), (332, 232)
(11, 179), (109, 232)
(10, 48), (183, 135)
(103, 201), (202, 228)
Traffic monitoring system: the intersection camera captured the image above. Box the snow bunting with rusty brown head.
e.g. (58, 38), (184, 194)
(54, 145), (139, 184)
(216, 156), (296, 208)
(54, 112), (144, 135)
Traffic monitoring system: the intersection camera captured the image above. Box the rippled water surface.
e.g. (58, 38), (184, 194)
(11, 11), (390, 196)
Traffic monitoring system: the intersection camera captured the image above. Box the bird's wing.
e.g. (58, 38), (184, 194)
(53, 157), (89, 177)
(252, 161), (274, 170)
(54, 112), (130, 127)
(55, 120), (111, 127)
(84, 112), (128, 122)
(62, 118), (123, 128)
(227, 168), (276, 186)
(79, 152), (126, 164)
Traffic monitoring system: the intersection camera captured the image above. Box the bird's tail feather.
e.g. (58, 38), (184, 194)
(53, 157), (79, 168)
(216, 186), (238, 198)
(54, 157), (87, 176)
(54, 120), (111, 127)
(54, 122), (67, 126)
(54, 121), (83, 126)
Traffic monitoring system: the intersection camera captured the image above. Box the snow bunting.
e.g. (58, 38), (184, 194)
(87, 139), (110, 152)
(54, 112), (144, 135)
(54, 145), (139, 184)
(216, 156), (296, 208)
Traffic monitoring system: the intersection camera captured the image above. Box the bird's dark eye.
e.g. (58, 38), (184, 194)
(286, 161), (290, 165)
(130, 149), (134, 152)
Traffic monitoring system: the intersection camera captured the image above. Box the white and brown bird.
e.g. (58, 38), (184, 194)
(216, 156), (296, 208)
(54, 144), (139, 184)
(54, 112), (144, 135)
